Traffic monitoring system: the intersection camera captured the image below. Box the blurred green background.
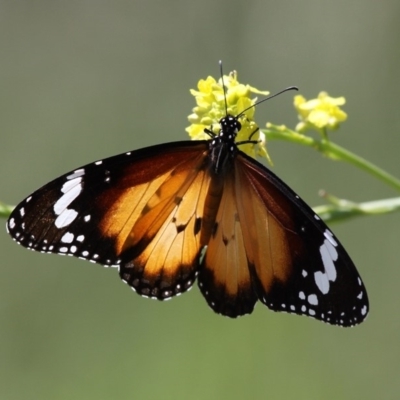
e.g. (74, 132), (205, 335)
(1, 1), (400, 399)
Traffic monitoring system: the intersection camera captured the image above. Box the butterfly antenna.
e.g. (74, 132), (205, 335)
(237, 86), (298, 118)
(219, 60), (229, 115)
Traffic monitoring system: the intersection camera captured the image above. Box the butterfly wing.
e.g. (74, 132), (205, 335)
(7, 141), (213, 299)
(197, 147), (368, 326)
(235, 152), (368, 326)
(7, 135), (369, 325)
(198, 169), (257, 317)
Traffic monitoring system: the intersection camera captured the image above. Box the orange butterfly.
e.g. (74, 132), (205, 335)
(7, 67), (368, 326)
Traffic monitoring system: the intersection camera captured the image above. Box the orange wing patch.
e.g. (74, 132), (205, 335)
(198, 157), (304, 318)
(105, 149), (212, 299)
(237, 156), (304, 295)
(198, 171), (257, 317)
(133, 167), (210, 274)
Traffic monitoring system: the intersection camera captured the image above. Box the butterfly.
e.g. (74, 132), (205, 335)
(7, 69), (368, 327)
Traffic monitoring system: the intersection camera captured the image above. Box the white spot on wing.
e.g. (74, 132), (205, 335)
(361, 305), (367, 316)
(307, 294), (318, 306)
(324, 239), (338, 261)
(314, 271), (330, 294)
(62, 177), (83, 193)
(67, 169), (85, 180)
(324, 229), (338, 247)
(54, 178), (82, 215)
(61, 232), (74, 243)
(55, 209), (78, 228)
(320, 240), (337, 282)
(314, 230), (342, 296)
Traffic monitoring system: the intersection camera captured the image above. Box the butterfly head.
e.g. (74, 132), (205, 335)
(187, 67), (297, 163)
(218, 115), (242, 142)
(185, 71), (268, 161)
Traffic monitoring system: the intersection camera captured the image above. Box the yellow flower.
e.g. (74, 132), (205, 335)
(186, 71), (270, 160)
(294, 92), (347, 134)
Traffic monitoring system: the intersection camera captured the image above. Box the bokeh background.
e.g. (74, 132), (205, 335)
(1, 1), (400, 399)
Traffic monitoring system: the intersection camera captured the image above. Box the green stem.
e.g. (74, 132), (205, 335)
(313, 196), (400, 224)
(265, 125), (400, 192)
(0, 201), (14, 218)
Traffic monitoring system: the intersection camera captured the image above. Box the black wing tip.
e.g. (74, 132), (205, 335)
(260, 294), (369, 327)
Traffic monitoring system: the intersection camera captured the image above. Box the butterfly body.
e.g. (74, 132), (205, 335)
(7, 114), (369, 326)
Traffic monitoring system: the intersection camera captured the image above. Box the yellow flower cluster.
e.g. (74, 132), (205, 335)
(186, 71), (348, 161)
(294, 92), (347, 133)
(186, 71), (270, 160)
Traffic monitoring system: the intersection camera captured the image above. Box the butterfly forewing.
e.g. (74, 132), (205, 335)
(235, 152), (369, 326)
(8, 141), (211, 299)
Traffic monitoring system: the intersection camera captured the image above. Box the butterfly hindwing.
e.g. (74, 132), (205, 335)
(198, 169), (257, 317)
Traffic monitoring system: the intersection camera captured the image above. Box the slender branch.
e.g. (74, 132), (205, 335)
(313, 195), (400, 223)
(0, 201), (14, 218)
(265, 124), (400, 192)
